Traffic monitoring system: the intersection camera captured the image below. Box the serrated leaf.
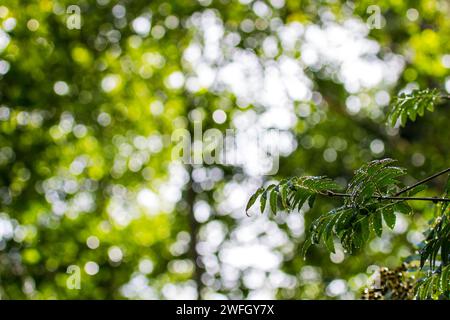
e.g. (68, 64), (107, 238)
(324, 234), (335, 253)
(246, 187), (264, 213)
(280, 184), (288, 210)
(420, 242), (433, 269)
(359, 215), (370, 244)
(292, 189), (309, 211)
(301, 238), (312, 260)
(260, 191), (267, 214)
(383, 209), (396, 229)
(371, 211), (383, 237)
(308, 194), (316, 209)
(323, 214), (340, 253)
(269, 189), (278, 214)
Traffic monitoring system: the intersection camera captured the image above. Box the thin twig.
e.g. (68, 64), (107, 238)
(324, 191), (450, 202)
(394, 168), (450, 196)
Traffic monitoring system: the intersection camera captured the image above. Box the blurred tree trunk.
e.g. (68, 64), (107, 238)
(186, 165), (203, 299)
(185, 98), (204, 299)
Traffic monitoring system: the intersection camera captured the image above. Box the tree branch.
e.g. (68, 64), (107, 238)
(394, 168), (450, 196)
(324, 191), (450, 202)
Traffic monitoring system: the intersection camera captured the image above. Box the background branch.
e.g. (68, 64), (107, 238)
(394, 168), (450, 196)
(324, 191), (450, 202)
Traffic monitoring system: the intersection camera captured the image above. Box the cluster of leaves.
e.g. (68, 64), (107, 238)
(383, 87), (450, 299)
(248, 81), (450, 301)
(330, 159), (413, 253)
(387, 88), (441, 127)
(246, 176), (341, 216)
(414, 178), (450, 299)
(416, 265), (450, 300)
(420, 213), (450, 270)
(247, 159), (412, 255)
(247, 156), (450, 299)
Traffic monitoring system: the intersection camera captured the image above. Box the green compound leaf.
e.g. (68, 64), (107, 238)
(387, 88), (441, 127)
(246, 176), (341, 215)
